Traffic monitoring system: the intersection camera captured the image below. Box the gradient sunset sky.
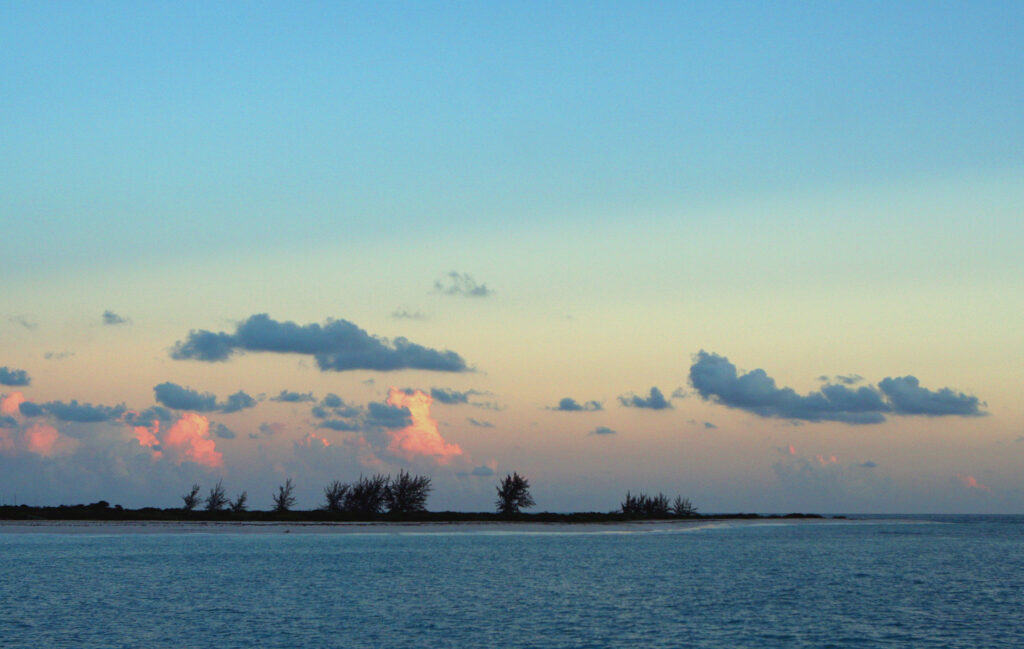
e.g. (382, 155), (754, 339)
(2, 2), (1022, 513)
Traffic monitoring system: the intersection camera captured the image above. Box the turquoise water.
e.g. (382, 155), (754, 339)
(1, 517), (1022, 648)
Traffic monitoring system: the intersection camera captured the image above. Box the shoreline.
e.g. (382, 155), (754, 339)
(0, 516), (848, 535)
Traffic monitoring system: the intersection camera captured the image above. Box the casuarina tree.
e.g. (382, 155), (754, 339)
(495, 472), (535, 515)
(272, 478), (297, 512)
(385, 470), (432, 513)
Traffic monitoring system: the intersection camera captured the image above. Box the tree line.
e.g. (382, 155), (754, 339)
(180, 471), (697, 518)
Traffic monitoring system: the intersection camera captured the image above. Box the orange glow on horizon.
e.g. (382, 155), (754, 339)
(385, 388), (463, 464)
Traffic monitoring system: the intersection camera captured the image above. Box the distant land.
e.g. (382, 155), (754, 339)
(0, 502), (836, 524)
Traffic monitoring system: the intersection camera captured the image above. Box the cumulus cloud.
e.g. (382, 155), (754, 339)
(2, 391), (27, 416)
(468, 418), (494, 428)
(213, 423), (236, 439)
(878, 376), (983, 416)
(270, 390), (315, 403)
(0, 367), (30, 386)
(161, 413), (223, 468)
(552, 397), (603, 412)
(153, 382), (257, 414)
(618, 387), (672, 410)
(102, 310), (129, 325)
(690, 351), (984, 424)
(471, 465), (495, 477)
(384, 388), (463, 464)
(704, 422), (717, 429)
(171, 313), (468, 372)
(434, 272), (492, 298)
(430, 387), (483, 405)
(590, 426), (617, 435)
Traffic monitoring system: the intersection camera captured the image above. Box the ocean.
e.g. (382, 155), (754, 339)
(1, 516), (1021, 648)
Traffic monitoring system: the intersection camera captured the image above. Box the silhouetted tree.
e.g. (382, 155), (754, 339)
(181, 483), (201, 511)
(620, 491), (681, 518)
(385, 470), (432, 513)
(322, 480), (350, 512)
(671, 495), (697, 517)
(496, 472), (535, 514)
(344, 474), (389, 515)
(230, 491), (248, 513)
(205, 480), (229, 512)
(272, 478), (297, 512)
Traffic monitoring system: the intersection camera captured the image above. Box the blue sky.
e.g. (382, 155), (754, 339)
(2, 2), (1022, 513)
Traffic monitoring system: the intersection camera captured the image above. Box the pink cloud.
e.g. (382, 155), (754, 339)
(163, 413), (223, 469)
(24, 423), (76, 457)
(1, 391), (26, 416)
(298, 432), (331, 448)
(385, 388), (463, 464)
(956, 473), (990, 492)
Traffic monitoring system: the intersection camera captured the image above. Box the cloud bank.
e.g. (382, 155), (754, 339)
(690, 351), (984, 424)
(171, 314), (468, 372)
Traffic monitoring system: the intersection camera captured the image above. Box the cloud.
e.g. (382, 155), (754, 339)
(703, 422), (717, 429)
(161, 413), (223, 469)
(124, 406), (174, 427)
(878, 376), (983, 417)
(859, 461), (878, 468)
(391, 309), (427, 320)
(298, 432), (331, 448)
(102, 310), (129, 325)
(0, 367), (30, 386)
(590, 426), (617, 435)
(691, 351), (986, 424)
(9, 315), (37, 330)
(220, 391), (257, 414)
(690, 352), (890, 424)
(19, 401), (45, 417)
(1, 392), (26, 416)
(468, 418), (494, 428)
(430, 387), (482, 405)
(819, 374), (863, 385)
(171, 313), (468, 372)
(365, 401), (413, 430)
(44, 351), (74, 361)
(318, 419), (363, 432)
(553, 397), (602, 412)
(270, 390), (316, 403)
(434, 272), (492, 298)
(618, 387), (672, 410)
(955, 473), (990, 492)
(384, 387), (463, 464)
(0, 415), (17, 428)
(153, 382), (257, 414)
(470, 464), (495, 477)
(213, 423), (236, 440)
(24, 423), (75, 457)
(36, 400), (126, 423)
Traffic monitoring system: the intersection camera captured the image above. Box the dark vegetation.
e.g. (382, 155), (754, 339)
(0, 473), (833, 522)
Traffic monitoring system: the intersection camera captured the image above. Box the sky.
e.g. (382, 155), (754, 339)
(2, 1), (1022, 514)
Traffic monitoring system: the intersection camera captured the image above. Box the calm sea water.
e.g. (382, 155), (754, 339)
(1, 516), (1022, 648)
